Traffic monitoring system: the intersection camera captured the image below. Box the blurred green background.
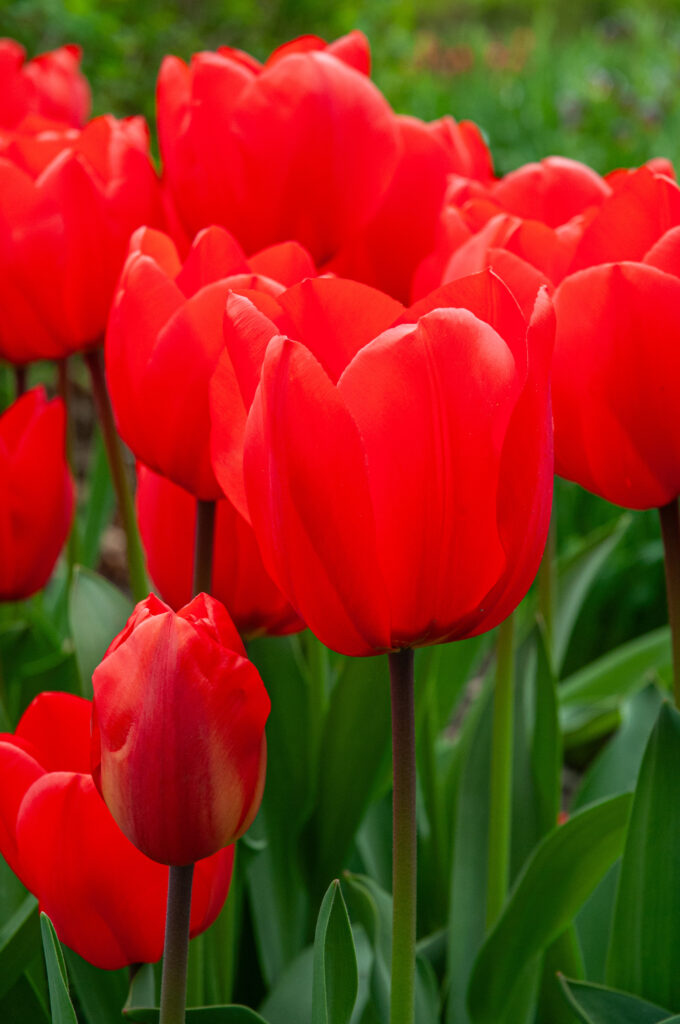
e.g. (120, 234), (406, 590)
(1, 0), (675, 667)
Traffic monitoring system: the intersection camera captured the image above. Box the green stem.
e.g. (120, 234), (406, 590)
(193, 500), (216, 596)
(15, 365), (27, 399)
(159, 864), (195, 1024)
(84, 349), (149, 603)
(57, 358), (82, 572)
(388, 648), (416, 1024)
(659, 499), (680, 708)
(537, 512), (556, 658)
(486, 613), (515, 930)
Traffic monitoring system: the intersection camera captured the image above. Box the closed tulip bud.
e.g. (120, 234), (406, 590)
(0, 388), (73, 600)
(92, 593), (270, 865)
(0, 39), (90, 128)
(0, 691), (233, 969)
(0, 114), (163, 364)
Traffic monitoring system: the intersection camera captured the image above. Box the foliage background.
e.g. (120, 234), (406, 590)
(1, 0), (677, 667)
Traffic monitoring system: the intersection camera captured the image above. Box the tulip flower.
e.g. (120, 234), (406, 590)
(136, 462), (304, 637)
(91, 593), (270, 866)
(211, 271), (553, 657)
(0, 114), (163, 363)
(325, 113), (493, 302)
(0, 39), (90, 128)
(106, 224), (316, 498)
(0, 691), (233, 969)
(0, 388), (73, 600)
(157, 31), (400, 264)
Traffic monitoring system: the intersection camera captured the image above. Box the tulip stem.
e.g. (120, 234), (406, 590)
(57, 357), (82, 571)
(538, 513), (557, 658)
(659, 499), (680, 708)
(14, 365), (27, 399)
(193, 500), (216, 595)
(84, 349), (149, 602)
(388, 647), (416, 1024)
(160, 864), (195, 1024)
(486, 613), (515, 930)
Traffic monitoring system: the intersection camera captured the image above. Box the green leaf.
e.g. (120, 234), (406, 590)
(78, 429), (116, 569)
(312, 881), (358, 1024)
(0, 895), (40, 1000)
(467, 794), (632, 1024)
(124, 963), (156, 1013)
(553, 515), (630, 672)
(124, 1009), (270, 1023)
(535, 929), (584, 1024)
(0, 972), (49, 1023)
(68, 567), (133, 697)
(63, 948), (127, 1024)
(607, 702), (680, 1010)
(530, 623), (561, 837)
(40, 913), (78, 1024)
(559, 977), (671, 1023)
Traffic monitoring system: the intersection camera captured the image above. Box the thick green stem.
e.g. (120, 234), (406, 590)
(659, 499), (680, 708)
(84, 349), (149, 602)
(486, 613), (515, 930)
(159, 864), (195, 1024)
(537, 513), (557, 658)
(388, 648), (416, 1024)
(193, 500), (216, 595)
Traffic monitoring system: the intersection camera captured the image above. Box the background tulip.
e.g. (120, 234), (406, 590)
(157, 31), (400, 264)
(92, 593), (270, 866)
(212, 271), (553, 657)
(0, 114), (163, 363)
(0, 39), (90, 128)
(136, 463), (304, 637)
(0, 388), (73, 601)
(106, 224), (316, 499)
(0, 691), (233, 970)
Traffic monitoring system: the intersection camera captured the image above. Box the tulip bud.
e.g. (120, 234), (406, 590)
(0, 388), (74, 600)
(91, 593), (270, 865)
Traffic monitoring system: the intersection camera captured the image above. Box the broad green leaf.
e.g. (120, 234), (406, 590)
(124, 963), (156, 1012)
(0, 894), (40, 1000)
(559, 976), (671, 1023)
(553, 515), (630, 672)
(559, 627), (669, 715)
(607, 702), (680, 1010)
(530, 623), (561, 837)
(63, 948), (127, 1024)
(535, 929), (584, 1024)
(312, 881), (358, 1024)
(68, 567), (133, 697)
(0, 972), (48, 1023)
(309, 655), (391, 896)
(40, 913), (78, 1024)
(467, 794), (632, 1024)
(78, 429), (116, 569)
(124, 1009), (270, 1023)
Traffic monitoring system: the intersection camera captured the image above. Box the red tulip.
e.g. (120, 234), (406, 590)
(211, 272), (553, 657)
(157, 31), (400, 264)
(0, 39), (90, 128)
(0, 388), (73, 600)
(92, 593), (270, 865)
(0, 691), (233, 969)
(106, 224), (316, 498)
(0, 115), (163, 363)
(326, 113), (493, 302)
(136, 463), (304, 637)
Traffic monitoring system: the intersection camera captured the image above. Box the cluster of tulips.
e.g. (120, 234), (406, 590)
(2, 28), (680, 1024)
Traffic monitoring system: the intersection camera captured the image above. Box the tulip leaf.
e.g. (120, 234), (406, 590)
(63, 948), (127, 1024)
(0, 972), (49, 1023)
(312, 880), (358, 1024)
(0, 894), (40, 1001)
(552, 514), (630, 672)
(558, 976), (671, 1023)
(467, 793), (632, 1024)
(68, 567), (133, 697)
(40, 913), (78, 1024)
(124, 1008), (270, 1022)
(607, 702), (680, 1010)
(78, 429), (116, 570)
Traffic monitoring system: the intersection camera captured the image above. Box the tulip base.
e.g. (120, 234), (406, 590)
(659, 499), (680, 708)
(160, 863), (195, 1024)
(388, 647), (416, 1024)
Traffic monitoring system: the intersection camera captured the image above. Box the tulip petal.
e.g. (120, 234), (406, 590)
(15, 692), (92, 773)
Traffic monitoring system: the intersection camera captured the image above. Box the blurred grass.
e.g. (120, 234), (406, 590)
(1, 0), (675, 660)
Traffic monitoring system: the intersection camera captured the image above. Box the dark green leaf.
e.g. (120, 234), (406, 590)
(468, 795), (632, 1024)
(68, 567), (133, 697)
(124, 963), (156, 1012)
(0, 972), (49, 1023)
(0, 895), (40, 1000)
(40, 913), (78, 1024)
(63, 948), (127, 1024)
(78, 429), (116, 569)
(124, 1009), (270, 1023)
(559, 976), (671, 1024)
(530, 622), (561, 837)
(535, 929), (584, 1024)
(312, 881), (358, 1024)
(607, 703), (680, 1010)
